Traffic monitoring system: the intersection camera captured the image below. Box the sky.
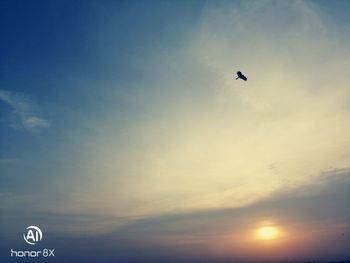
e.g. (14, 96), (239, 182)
(1, 0), (350, 262)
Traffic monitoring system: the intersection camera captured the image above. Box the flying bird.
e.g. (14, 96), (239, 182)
(236, 71), (247, 81)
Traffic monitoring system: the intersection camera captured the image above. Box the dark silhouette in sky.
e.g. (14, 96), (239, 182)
(236, 71), (247, 81)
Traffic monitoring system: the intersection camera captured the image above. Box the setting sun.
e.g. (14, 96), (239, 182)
(255, 226), (280, 240)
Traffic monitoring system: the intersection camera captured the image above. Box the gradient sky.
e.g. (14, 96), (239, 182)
(1, 1), (350, 262)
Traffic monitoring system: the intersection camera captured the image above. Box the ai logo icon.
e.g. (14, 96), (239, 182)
(10, 225), (54, 258)
(23, 226), (43, 245)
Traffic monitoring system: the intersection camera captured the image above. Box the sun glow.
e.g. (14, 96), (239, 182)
(255, 226), (280, 240)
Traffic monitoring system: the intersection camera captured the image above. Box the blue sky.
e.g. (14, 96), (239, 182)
(1, 1), (350, 262)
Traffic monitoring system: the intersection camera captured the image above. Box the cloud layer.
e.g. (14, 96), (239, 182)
(46, 1), (350, 220)
(0, 89), (49, 131)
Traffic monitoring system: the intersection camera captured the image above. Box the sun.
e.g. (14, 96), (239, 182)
(255, 226), (280, 240)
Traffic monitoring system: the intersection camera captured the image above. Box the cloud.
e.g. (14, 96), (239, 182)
(12, 1), (344, 225)
(0, 89), (49, 131)
(22, 116), (49, 129)
(112, 170), (350, 262)
(2, 169), (349, 262)
(2, 0), (349, 229)
(54, 0), (350, 219)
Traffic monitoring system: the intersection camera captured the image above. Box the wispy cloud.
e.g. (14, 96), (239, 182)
(2, 170), (349, 262)
(0, 89), (49, 131)
(50, 0), (350, 219)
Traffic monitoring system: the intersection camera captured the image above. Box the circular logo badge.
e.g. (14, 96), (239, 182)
(23, 226), (43, 245)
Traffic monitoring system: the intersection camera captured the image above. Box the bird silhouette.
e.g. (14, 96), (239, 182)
(236, 71), (247, 81)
